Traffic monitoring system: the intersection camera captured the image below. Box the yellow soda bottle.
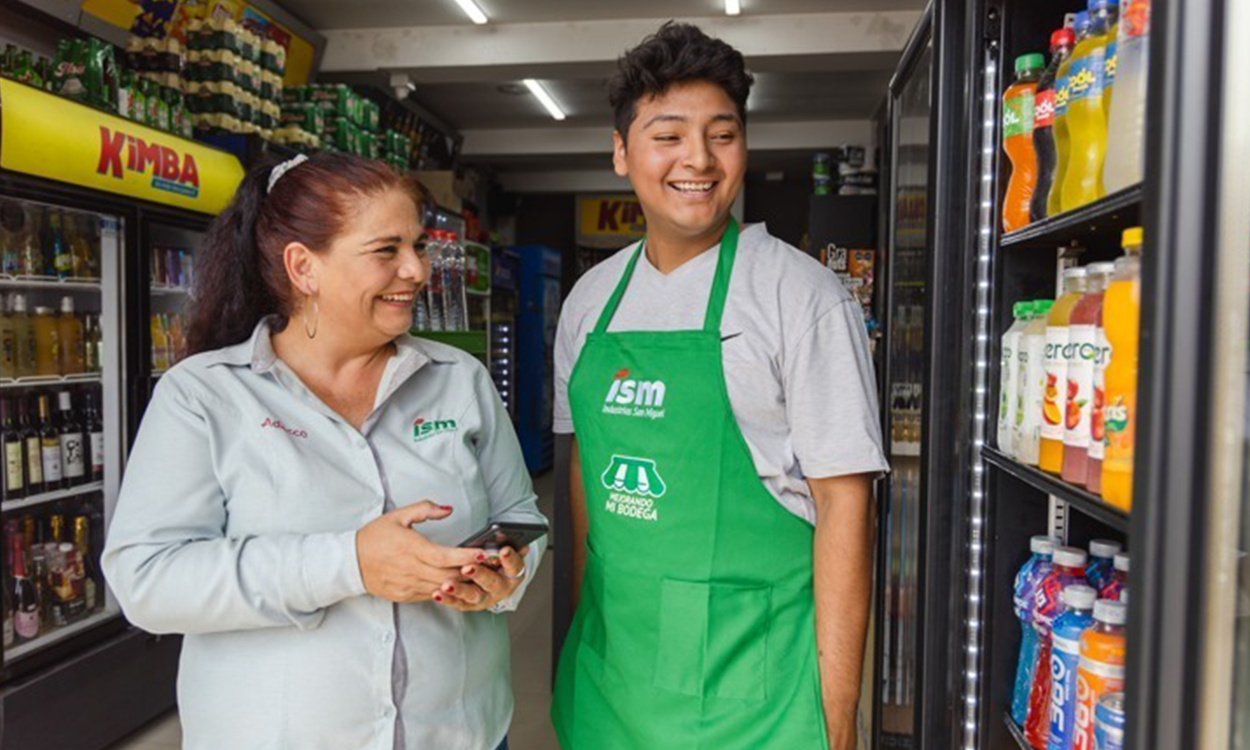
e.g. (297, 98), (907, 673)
(1062, 0), (1117, 211)
(1101, 228), (1141, 510)
(1049, 12), (1090, 217)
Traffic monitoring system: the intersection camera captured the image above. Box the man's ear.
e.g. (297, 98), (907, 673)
(612, 130), (629, 178)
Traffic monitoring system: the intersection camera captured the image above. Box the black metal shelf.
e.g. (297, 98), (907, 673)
(982, 446), (1130, 532)
(1004, 713), (1029, 750)
(1001, 183), (1143, 248)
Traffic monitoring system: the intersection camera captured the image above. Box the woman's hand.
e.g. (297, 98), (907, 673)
(356, 502), (485, 603)
(433, 545), (531, 611)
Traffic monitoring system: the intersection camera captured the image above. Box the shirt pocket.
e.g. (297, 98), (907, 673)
(652, 578), (771, 702)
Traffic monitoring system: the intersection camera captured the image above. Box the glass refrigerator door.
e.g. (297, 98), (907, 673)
(0, 196), (123, 667)
(146, 222), (203, 384)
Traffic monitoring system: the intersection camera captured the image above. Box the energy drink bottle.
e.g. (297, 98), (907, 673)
(1011, 535), (1058, 726)
(1093, 692), (1126, 750)
(1047, 585), (1097, 750)
(1073, 600), (1127, 750)
(1084, 539), (1122, 592)
(1025, 547), (1089, 748)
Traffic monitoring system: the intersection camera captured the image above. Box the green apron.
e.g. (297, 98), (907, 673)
(552, 219), (828, 749)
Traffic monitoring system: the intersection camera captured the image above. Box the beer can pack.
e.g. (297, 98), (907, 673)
(1094, 692), (1126, 750)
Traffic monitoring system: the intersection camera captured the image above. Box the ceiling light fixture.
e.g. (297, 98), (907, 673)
(725, 0), (742, 16)
(452, 0), (489, 25)
(523, 79), (567, 121)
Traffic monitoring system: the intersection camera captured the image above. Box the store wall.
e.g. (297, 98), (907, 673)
(745, 172), (815, 250)
(511, 192), (578, 297)
(0, 3), (61, 54)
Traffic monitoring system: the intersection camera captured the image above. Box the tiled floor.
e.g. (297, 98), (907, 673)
(108, 472), (560, 750)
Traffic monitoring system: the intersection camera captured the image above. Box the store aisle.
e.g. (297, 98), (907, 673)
(108, 472), (559, 750)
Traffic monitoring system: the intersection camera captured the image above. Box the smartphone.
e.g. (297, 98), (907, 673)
(457, 521), (549, 551)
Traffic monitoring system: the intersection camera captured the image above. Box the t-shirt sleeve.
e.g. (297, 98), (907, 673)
(784, 300), (890, 479)
(553, 302), (578, 435)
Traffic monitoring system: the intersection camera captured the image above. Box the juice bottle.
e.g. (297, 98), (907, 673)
(32, 307), (60, 377)
(1062, 0), (1116, 211)
(999, 301), (1032, 455)
(1015, 301), (1052, 465)
(0, 295), (15, 379)
(1073, 600), (1127, 750)
(1025, 546), (1090, 748)
(1003, 54), (1044, 232)
(151, 314), (168, 371)
(1047, 584), (1097, 750)
(1031, 29), (1075, 223)
(1086, 263), (1116, 494)
(1012, 535), (1058, 727)
(1104, 0), (1151, 192)
(10, 294), (35, 378)
(1050, 13), (1090, 217)
(1084, 539), (1122, 592)
(1101, 228), (1141, 510)
(1040, 268), (1087, 474)
(57, 296), (84, 375)
(1062, 263), (1115, 484)
(1100, 552), (1129, 601)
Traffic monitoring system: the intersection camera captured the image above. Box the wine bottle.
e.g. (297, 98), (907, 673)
(37, 395), (62, 491)
(83, 390), (103, 482)
(9, 527), (38, 641)
(1, 398), (24, 502)
(56, 391), (84, 485)
(20, 397), (43, 495)
(72, 516), (97, 612)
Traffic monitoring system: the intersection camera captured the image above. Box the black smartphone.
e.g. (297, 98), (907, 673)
(457, 521), (549, 551)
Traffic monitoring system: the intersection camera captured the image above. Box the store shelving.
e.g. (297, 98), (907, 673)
(1, 482), (105, 513)
(983, 446), (1129, 532)
(0, 277), (102, 292)
(1000, 184), (1143, 249)
(0, 374), (102, 389)
(5, 609), (117, 662)
(149, 285), (190, 297)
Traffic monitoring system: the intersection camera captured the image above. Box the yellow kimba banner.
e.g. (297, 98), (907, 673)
(577, 194), (647, 248)
(0, 79), (243, 215)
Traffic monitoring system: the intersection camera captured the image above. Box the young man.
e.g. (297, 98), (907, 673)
(550, 22), (889, 750)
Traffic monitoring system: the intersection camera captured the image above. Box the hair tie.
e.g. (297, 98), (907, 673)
(267, 154), (309, 194)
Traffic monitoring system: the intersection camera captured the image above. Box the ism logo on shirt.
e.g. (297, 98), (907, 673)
(413, 417), (457, 443)
(603, 369), (667, 420)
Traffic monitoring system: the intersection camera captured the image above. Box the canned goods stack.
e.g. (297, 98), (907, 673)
(278, 85), (381, 158)
(812, 153), (833, 196)
(184, 17), (283, 140)
(380, 129), (413, 172)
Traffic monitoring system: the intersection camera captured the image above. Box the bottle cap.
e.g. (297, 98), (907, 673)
(1094, 599), (1128, 625)
(1089, 539), (1123, 559)
(1063, 266), (1088, 279)
(1013, 301), (1033, 319)
(34, 306), (51, 315)
(1031, 535), (1058, 555)
(1016, 53), (1045, 75)
(1088, 0), (1115, 11)
(1051, 28), (1076, 49)
(1033, 299), (1055, 315)
(1113, 552), (1130, 572)
(1087, 262), (1117, 277)
(1074, 11), (1091, 33)
(60, 295), (74, 314)
(10, 294), (25, 313)
(1062, 584), (1098, 610)
(1053, 546), (1088, 568)
(1122, 227), (1143, 247)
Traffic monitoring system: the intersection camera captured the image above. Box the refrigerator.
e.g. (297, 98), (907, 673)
(0, 78), (240, 749)
(873, 1), (1250, 749)
(514, 245), (561, 474)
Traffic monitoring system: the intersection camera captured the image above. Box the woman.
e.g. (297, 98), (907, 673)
(103, 153), (546, 750)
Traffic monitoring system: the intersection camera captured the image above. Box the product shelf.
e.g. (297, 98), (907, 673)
(412, 330), (488, 356)
(1001, 183), (1143, 249)
(983, 446), (1130, 531)
(1004, 713), (1029, 750)
(0, 374), (102, 389)
(5, 608), (119, 662)
(150, 285), (191, 296)
(1, 481), (105, 513)
(0, 276), (103, 292)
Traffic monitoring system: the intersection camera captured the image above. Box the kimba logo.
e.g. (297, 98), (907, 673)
(604, 368), (666, 408)
(96, 126), (201, 199)
(413, 417), (457, 442)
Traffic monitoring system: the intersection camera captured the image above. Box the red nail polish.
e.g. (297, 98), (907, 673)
(476, 553), (486, 561)
(433, 594), (443, 602)
(440, 505), (454, 511)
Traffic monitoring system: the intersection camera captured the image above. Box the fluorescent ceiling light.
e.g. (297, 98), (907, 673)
(725, 0), (742, 15)
(452, 0), (489, 25)
(523, 79), (567, 121)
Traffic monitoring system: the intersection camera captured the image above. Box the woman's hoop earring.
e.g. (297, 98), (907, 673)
(303, 294), (319, 339)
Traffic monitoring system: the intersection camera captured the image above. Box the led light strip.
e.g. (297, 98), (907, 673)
(961, 41), (999, 750)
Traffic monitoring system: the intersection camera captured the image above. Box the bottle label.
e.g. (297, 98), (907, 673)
(90, 432), (104, 475)
(1003, 91), (1036, 139)
(1105, 41), (1117, 87)
(1055, 76), (1072, 117)
(1042, 326), (1070, 441)
(25, 438), (42, 486)
(15, 608), (37, 639)
(1034, 89), (1056, 129)
(4, 442), (23, 492)
(1068, 50), (1107, 102)
(1064, 325), (1099, 448)
(41, 442), (62, 483)
(60, 433), (84, 479)
(1090, 329), (1113, 461)
(1104, 390), (1135, 463)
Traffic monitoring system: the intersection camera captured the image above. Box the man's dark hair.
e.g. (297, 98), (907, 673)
(608, 21), (754, 142)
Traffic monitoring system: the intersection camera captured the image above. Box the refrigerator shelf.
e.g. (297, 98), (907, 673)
(982, 446), (1130, 532)
(0, 276), (103, 291)
(1000, 183), (1143, 249)
(1, 481), (105, 513)
(1003, 714), (1029, 750)
(0, 374), (102, 389)
(5, 608), (119, 663)
(150, 285), (191, 296)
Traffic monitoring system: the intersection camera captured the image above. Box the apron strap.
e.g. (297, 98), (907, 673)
(592, 217), (741, 335)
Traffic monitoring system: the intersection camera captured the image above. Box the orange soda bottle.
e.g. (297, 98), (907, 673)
(1100, 227), (1142, 510)
(1003, 54), (1044, 232)
(1072, 600), (1127, 750)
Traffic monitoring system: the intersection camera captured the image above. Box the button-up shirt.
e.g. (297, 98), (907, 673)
(103, 319), (547, 750)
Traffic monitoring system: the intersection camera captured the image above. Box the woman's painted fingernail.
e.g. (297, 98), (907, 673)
(440, 505), (454, 511)
(443, 583), (454, 593)
(476, 553), (486, 562)
(501, 547), (512, 558)
(433, 594), (443, 603)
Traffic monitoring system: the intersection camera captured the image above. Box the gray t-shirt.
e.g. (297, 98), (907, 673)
(554, 222), (889, 524)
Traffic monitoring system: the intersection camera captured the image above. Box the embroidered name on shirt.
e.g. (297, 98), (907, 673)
(260, 418), (308, 439)
(413, 417), (457, 443)
(602, 368), (667, 420)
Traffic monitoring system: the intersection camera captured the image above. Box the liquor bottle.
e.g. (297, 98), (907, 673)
(10, 294), (36, 378)
(49, 512), (65, 545)
(37, 395), (63, 491)
(83, 390), (104, 482)
(9, 526), (38, 642)
(72, 516), (98, 612)
(29, 543), (49, 630)
(83, 315), (101, 374)
(0, 295), (16, 379)
(56, 392), (85, 486)
(51, 211), (73, 280)
(91, 313), (103, 374)
(2, 552), (12, 648)
(55, 542), (85, 622)
(32, 306), (60, 377)
(1, 398), (25, 502)
(20, 397), (43, 495)
(57, 297), (84, 375)
(67, 214), (95, 280)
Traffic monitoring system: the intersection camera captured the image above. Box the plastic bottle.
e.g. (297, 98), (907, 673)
(1100, 552), (1129, 601)
(1062, 263), (1114, 484)
(1047, 585), (1098, 750)
(1003, 54), (1044, 232)
(0, 296), (15, 379)
(1050, 13), (1090, 217)
(150, 314), (168, 371)
(1085, 539), (1123, 592)
(10, 295), (35, 378)
(1031, 29), (1076, 223)
(1026, 546), (1090, 748)
(999, 302), (1032, 455)
(57, 296), (83, 375)
(1101, 228), (1141, 510)
(1062, 0), (1116, 211)
(1041, 268), (1087, 474)
(1101, 3), (1119, 115)
(1012, 535), (1058, 727)
(1073, 600), (1127, 750)
(1104, 0), (1151, 192)
(426, 231), (446, 332)
(32, 307), (60, 377)
(1015, 300), (1053, 466)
